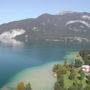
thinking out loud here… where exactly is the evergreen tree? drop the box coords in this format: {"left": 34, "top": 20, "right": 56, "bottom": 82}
{"left": 57, "top": 72, "right": 63, "bottom": 80}
{"left": 79, "top": 70, "right": 85, "bottom": 80}
{"left": 53, "top": 64, "right": 62, "bottom": 73}
{"left": 69, "top": 71, "right": 75, "bottom": 80}
{"left": 75, "top": 59, "right": 82, "bottom": 68}
{"left": 25, "top": 83, "right": 32, "bottom": 90}
{"left": 87, "top": 75, "right": 90, "bottom": 84}
{"left": 54, "top": 82, "right": 63, "bottom": 90}
{"left": 54, "top": 74, "right": 65, "bottom": 90}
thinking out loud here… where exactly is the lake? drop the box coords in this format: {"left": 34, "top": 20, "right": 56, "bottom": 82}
{"left": 0, "top": 41, "right": 90, "bottom": 89}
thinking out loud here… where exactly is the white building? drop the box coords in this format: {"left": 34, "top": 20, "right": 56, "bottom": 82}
{"left": 82, "top": 65, "right": 90, "bottom": 72}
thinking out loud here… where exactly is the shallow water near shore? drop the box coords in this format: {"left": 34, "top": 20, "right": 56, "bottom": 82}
{"left": 2, "top": 62, "right": 57, "bottom": 90}
{"left": 0, "top": 41, "right": 90, "bottom": 89}
{"left": 2, "top": 51, "right": 79, "bottom": 90}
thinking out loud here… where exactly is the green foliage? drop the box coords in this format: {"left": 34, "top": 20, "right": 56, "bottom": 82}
{"left": 87, "top": 75, "right": 90, "bottom": 84}
{"left": 79, "top": 70, "right": 85, "bottom": 80}
{"left": 25, "top": 83, "right": 32, "bottom": 90}
{"left": 53, "top": 63, "right": 68, "bottom": 75}
{"left": 62, "top": 68, "right": 67, "bottom": 74}
{"left": 54, "top": 82, "right": 61, "bottom": 90}
{"left": 69, "top": 72, "right": 75, "bottom": 80}
{"left": 69, "top": 69, "right": 76, "bottom": 80}
{"left": 69, "top": 64, "right": 74, "bottom": 69}
{"left": 54, "top": 82, "right": 64, "bottom": 90}
{"left": 57, "top": 77, "right": 64, "bottom": 88}
{"left": 57, "top": 72, "right": 63, "bottom": 80}
{"left": 84, "top": 58, "right": 90, "bottom": 65}
{"left": 77, "top": 83, "right": 83, "bottom": 90}
{"left": 75, "top": 59, "right": 82, "bottom": 68}
{"left": 54, "top": 72, "right": 66, "bottom": 90}
{"left": 17, "top": 82, "right": 32, "bottom": 90}
{"left": 69, "top": 80, "right": 83, "bottom": 90}
{"left": 79, "top": 50, "right": 90, "bottom": 65}
{"left": 79, "top": 50, "right": 89, "bottom": 58}
{"left": 54, "top": 77, "right": 66, "bottom": 90}
{"left": 84, "top": 85, "right": 90, "bottom": 90}
{"left": 68, "top": 85, "right": 77, "bottom": 90}
{"left": 53, "top": 64, "right": 62, "bottom": 73}
{"left": 53, "top": 52, "right": 90, "bottom": 90}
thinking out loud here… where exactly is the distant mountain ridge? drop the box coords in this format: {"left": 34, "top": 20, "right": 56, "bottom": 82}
{"left": 0, "top": 11, "right": 90, "bottom": 44}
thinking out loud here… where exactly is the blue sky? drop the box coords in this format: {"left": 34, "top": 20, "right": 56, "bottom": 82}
{"left": 0, "top": 0, "right": 90, "bottom": 24}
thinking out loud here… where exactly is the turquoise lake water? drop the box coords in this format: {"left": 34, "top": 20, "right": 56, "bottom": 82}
{"left": 0, "top": 41, "right": 90, "bottom": 89}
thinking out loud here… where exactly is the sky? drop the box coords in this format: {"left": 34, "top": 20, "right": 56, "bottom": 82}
{"left": 0, "top": 0, "right": 90, "bottom": 24}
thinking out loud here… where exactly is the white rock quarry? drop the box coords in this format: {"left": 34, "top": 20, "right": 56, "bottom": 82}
{"left": 65, "top": 20, "right": 90, "bottom": 27}
{"left": 82, "top": 15, "right": 90, "bottom": 20}
{"left": 0, "top": 29, "right": 26, "bottom": 47}
{"left": 0, "top": 29, "right": 25, "bottom": 39}
{"left": 32, "top": 27, "right": 39, "bottom": 31}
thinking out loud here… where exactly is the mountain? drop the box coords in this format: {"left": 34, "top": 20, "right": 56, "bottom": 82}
{"left": 0, "top": 11, "right": 90, "bottom": 45}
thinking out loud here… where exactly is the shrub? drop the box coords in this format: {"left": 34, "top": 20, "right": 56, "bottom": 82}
{"left": 75, "top": 59, "right": 82, "bottom": 68}
{"left": 25, "top": 83, "right": 32, "bottom": 90}
{"left": 69, "top": 72, "right": 75, "bottom": 80}
{"left": 86, "top": 75, "right": 90, "bottom": 84}
{"left": 16, "top": 82, "right": 25, "bottom": 90}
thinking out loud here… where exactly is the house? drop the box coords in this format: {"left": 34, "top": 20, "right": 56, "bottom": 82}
{"left": 88, "top": 54, "right": 90, "bottom": 57}
{"left": 82, "top": 65, "right": 90, "bottom": 72}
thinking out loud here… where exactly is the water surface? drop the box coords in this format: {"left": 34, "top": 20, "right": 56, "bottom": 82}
{"left": 0, "top": 41, "right": 90, "bottom": 89}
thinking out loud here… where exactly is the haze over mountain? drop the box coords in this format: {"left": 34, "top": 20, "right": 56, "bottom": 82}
{"left": 0, "top": 11, "right": 90, "bottom": 44}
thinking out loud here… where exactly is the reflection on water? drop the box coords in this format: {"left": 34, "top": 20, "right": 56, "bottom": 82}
{"left": 0, "top": 41, "right": 90, "bottom": 89}
{"left": 0, "top": 29, "right": 26, "bottom": 48}
{"left": 0, "top": 39, "right": 24, "bottom": 48}
{"left": 1, "top": 51, "right": 80, "bottom": 90}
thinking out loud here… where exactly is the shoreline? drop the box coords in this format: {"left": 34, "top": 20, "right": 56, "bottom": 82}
{"left": 1, "top": 62, "right": 59, "bottom": 90}
{"left": 1, "top": 51, "right": 79, "bottom": 90}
